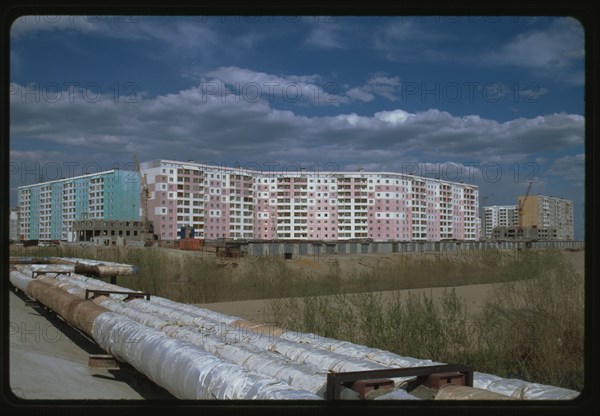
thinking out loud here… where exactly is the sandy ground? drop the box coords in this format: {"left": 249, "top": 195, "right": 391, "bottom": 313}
{"left": 196, "top": 282, "right": 499, "bottom": 324}
{"left": 198, "top": 248, "right": 585, "bottom": 324}
{"left": 8, "top": 289, "right": 174, "bottom": 400}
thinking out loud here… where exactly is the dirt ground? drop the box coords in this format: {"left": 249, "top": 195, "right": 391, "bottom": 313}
{"left": 197, "top": 248, "right": 585, "bottom": 324}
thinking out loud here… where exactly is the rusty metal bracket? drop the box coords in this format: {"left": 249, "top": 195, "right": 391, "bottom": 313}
{"left": 325, "top": 364, "right": 473, "bottom": 400}
{"left": 24, "top": 298, "right": 40, "bottom": 307}
{"left": 85, "top": 289, "right": 151, "bottom": 302}
{"left": 89, "top": 354, "right": 120, "bottom": 370}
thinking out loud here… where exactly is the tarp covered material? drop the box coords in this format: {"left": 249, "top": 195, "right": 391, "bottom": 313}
{"left": 91, "top": 312, "right": 320, "bottom": 400}
{"left": 48, "top": 257, "right": 140, "bottom": 276}
{"left": 434, "top": 385, "right": 518, "bottom": 400}
{"left": 472, "top": 372, "right": 579, "bottom": 400}
{"left": 31, "top": 264, "right": 76, "bottom": 273}
{"left": 374, "top": 389, "right": 421, "bottom": 400}
{"left": 10, "top": 256, "right": 52, "bottom": 264}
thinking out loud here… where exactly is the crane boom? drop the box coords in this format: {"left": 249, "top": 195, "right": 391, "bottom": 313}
{"left": 517, "top": 181, "right": 533, "bottom": 236}
{"left": 133, "top": 154, "right": 149, "bottom": 223}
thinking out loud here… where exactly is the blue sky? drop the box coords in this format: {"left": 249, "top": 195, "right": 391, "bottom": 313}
{"left": 9, "top": 15, "right": 585, "bottom": 238}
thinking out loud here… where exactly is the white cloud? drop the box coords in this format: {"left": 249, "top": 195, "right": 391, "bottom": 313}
{"left": 9, "top": 81, "right": 584, "bottom": 171}
{"left": 305, "top": 25, "right": 343, "bottom": 49}
{"left": 480, "top": 17, "right": 584, "bottom": 84}
{"left": 345, "top": 74, "right": 401, "bottom": 102}
{"left": 346, "top": 88, "right": 375, "bottom": 102}
{"left": 374, "top": 109, "right": 410, "bottom": 124}
{"left": 11, "top": 15, "right": 103, "bottom": 38}
{"left": 203, "top": 66, "right": 349, "bottom": 106}
{"left": 304, "top": 18, "right": 346, "bottom": 49}
{"left": 11, "top": 16, "right": 244, "bottom": 63}
{"left": 546, "top": 153, "right": 584, "bottom": 185}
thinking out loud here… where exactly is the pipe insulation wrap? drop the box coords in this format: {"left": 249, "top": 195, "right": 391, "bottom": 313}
{"left": 48, "top": 269, "right": 581, "bottom": 399}
{"left": 9, "top": 270, "right": 31, "bottom": 292}
{"left": 93, "top": 297, "right": 332, "bottom": 396}
{"left": 91, "top": 312, "right": 320, "bottom": 400}
{"left": 11, "top": 263, "right": 580, "bottom": 400}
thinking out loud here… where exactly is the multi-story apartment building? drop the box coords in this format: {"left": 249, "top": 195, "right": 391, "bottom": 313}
{"left": 518, "top": 195, "right": 574, "bottom": 240}
{"left": 18, "top": 170, "right": 140, "bottom": 242}
{"left": 482, "top": 205, "right": 519, "bottom": 240}
{"left": 9, "top": 208, "right": 19, "bottom": 242}
{"left": 141, "top": 159, "right": 480, "bottom": 242}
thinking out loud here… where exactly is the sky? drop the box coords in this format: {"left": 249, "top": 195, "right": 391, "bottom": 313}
{"left": 9, "top": 15, "right": 585, "bottom": 239}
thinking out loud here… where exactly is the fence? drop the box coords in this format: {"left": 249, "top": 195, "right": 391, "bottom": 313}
{"left": 243, "top": 240, "right": 584, "bottom": 259}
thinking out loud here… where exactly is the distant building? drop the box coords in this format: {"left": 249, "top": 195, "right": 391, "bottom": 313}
{"left": 492, "top": 226, "right": 559, "bottom": 241}
{"left": 9, "top": 208, "right": 19, "bottom": 242}
{"left": 73, "top": 219, "right": 155, "bottom": 246}
{"left": 482, "top": 205, "right": 518, "bottom": 240}
{"left": 18, "top": 170, "right": 140, "bottom": 242}
{"left": 140, "top": 159, "right": 480, "bottom": 242}
{"left": 518, "top": 195, "right": 574, "bottom": 240}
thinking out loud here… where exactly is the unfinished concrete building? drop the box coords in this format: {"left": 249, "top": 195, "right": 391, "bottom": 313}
{"left": 73, "top": 219, "right": 155, "bottom": 246}
{"left": 518, "top": 195, "right": 574, "bottom": 240}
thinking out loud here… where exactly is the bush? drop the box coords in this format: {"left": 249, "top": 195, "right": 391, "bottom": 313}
{"left": 267, "top": 249, "right": 584, "bottom": 391}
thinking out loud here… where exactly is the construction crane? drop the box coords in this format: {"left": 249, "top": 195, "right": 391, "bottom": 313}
{"left": 479, "top": 193, "right": 494, "bottom": 239}
{"left": 133, "top": 154, "right": 149, "bottom": 224}
{"left": 480, "top": 192, "right": 494, "bottom": 216}
{"left": 517, "top": 181, "right": 533, "bottom": 238}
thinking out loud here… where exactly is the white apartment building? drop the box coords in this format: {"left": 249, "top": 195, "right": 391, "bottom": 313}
{"left": 482, "top": 205, "right": 519, "bottom": 239}
{"left": 141, "top": 159, "right": 480, "bottom": 242}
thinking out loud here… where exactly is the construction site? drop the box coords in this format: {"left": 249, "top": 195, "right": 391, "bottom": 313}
{"left": 8, "top": 254, "right": 582, "bottom": 401}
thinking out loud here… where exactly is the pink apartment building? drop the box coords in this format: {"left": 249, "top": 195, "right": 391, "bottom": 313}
{"left": 140, "top": 160, "right": 479, "bottom": 241}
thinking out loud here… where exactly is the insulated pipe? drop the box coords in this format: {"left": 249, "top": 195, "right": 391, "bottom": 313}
{"left": 10, "top": 271, "right": 108, "bottom": 337}
{"left": 248, "top": 321, "right": 581, "bottom": 400}
{"left": 9, "top": 270, "right": 320, "bottom": 400}
{"left": 92, "top": 312, "right": 320, "bottom": 400}
{"left": 94, "top": 296, "right": 330, "bottom": 396}
{"left": 20, "top": 267, "right": 580, "bottom": 400}
{"left": 33, "top": 273, "right": 415, "bottom": 395}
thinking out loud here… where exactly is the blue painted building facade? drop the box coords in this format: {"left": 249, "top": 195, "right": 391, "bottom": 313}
{"left": 18, "top": 170, "right": 140, "bottom": 241}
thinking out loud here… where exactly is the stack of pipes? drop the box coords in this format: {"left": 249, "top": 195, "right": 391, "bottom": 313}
{"left": 10, "top": 261, "right": 579, "bottom": 401}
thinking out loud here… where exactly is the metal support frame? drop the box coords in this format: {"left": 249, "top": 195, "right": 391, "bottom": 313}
{"left": 32, "top": 270, "right": 72, "bottom": 279}
{"left": 85, "top": 289, "right": 151, "bottom": 302}
{"left": 325, "top": 364, "right": 473, "bottom": 400}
